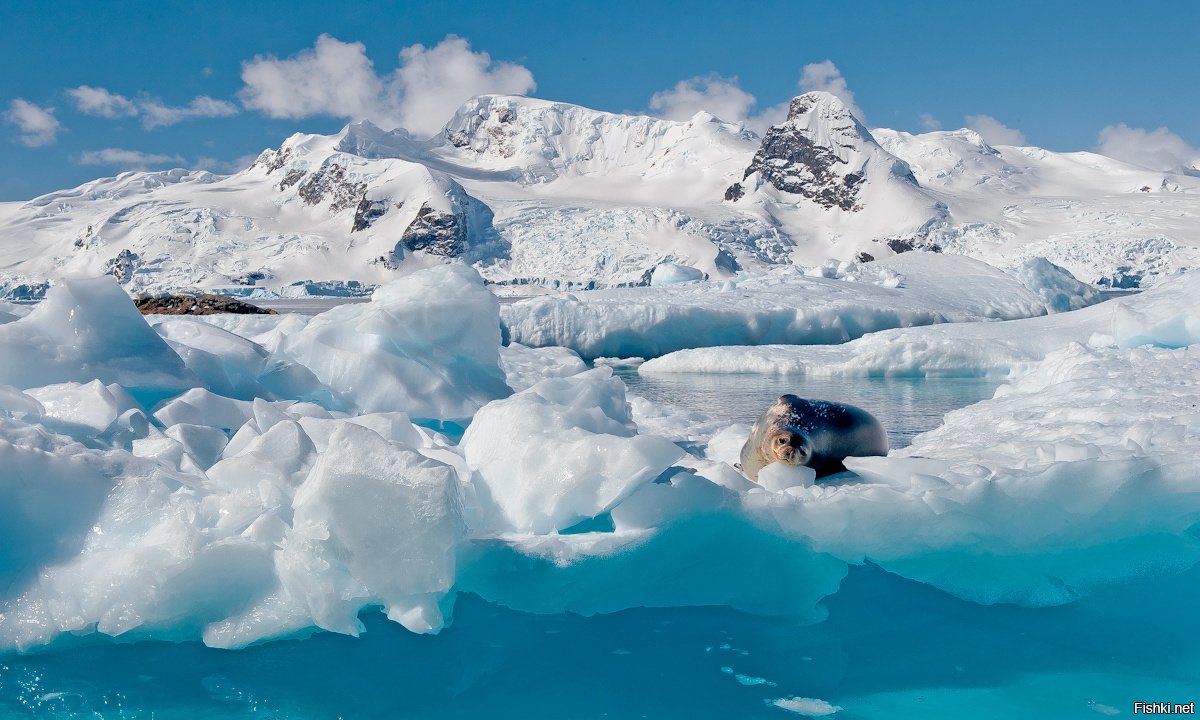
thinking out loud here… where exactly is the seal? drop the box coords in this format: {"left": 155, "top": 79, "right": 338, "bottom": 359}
{"left": 738, "top": 394, "right": 888, "bottom": 481}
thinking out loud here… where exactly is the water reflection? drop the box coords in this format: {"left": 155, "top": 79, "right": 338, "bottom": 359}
{"left": 613, "top": 367, "right": 1002, "bottom": 448}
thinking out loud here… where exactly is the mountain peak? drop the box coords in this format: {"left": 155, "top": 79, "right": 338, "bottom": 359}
{"left": 728, "top": 92, "right": 916, "bottom": 212}
{"left": 786, "top": 91, "right": 853, "bottom": 122}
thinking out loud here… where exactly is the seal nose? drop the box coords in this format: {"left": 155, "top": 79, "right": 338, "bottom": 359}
{"left": 774, "top": 433, "right": 805, "bottom": 464}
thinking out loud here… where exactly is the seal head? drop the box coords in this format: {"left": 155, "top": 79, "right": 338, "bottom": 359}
{"left": 766, "top": 426, "right": 812, "bottom": 466}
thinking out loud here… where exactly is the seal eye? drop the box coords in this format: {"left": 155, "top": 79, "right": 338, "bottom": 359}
{"left": 776, "top": 436, "right": 787, "bottom": 445}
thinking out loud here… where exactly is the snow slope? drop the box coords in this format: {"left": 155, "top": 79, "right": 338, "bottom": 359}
{"left": 1, "top": 92, "right": 1198, "bottom": 298}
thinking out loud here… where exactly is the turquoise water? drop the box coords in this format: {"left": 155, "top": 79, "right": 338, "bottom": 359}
{"left": 3, "top": 374, "right": 1194, "bottom": 719}
{"left": 3, "top": 565, "right": 1196, "bottom": 718}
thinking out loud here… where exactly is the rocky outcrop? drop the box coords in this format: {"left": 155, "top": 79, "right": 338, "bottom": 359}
{"left": 135, "top": 293, "right": 278, "bottom": 315}
{"left": 297, "top": 162, "right": 366, "bottom": 213}
{"left": 401, "top": 203, "right": 467, "bottom": 257}
{"left": 105, "top": 249, "right": 140, "bottom": 284}
{"left": 352, "top": 196, "right": 390, "bottom": 232}
{"left": 736, "top": 94, "right": 873, "bottom": 211}
{"left": 254, "top": 147, "right": 292, "bottom": 173}
{"left": 278, "top": 169, "right": 305, "bottom": 191}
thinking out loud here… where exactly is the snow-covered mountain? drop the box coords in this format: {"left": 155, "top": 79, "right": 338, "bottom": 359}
{"left": 1, "top": 91, "right": 1197, "bottom": 298}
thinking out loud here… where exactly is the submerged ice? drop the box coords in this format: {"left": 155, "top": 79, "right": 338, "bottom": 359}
{"left": 0, "top": 259, "right": 1198, "bottom": 661}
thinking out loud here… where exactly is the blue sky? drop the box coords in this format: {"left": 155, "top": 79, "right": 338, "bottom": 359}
{"left": 2, "top": 0, "right": 1198, "bottom": 199}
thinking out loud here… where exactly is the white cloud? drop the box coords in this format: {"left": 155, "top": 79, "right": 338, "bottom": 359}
{"left": 78, "top": 148, "right": 184, "bottom": 168}
{"left": 68, "top": 86, "right": 138, "bottom": 118}
{"left": 5, "top": 99, "right": 61, "bottom": 147}
{"left": 647, "top": 62, "right": 866, "bottom": 136}
{"left": 965, "top": 114, "right": 1026, "bottom": 146}
{"left": 238, "top": 34, "right": 536, "bottom": 136}
{"left": 391, "top": 36, "right": 536, "bottom": 136}
{"left": 68, "top": 85, "right": 237, "bottom": 128}
{"left": 193, "top": 153, "right": 259, "bottom": 174}
{"left": 1095, "top": 123, "right": 1199, "bottom": 172}
{"left": 798, "top": 60, "right": 864, "bottom": 121}
{"left": 918, "top": 113, "right": 942, "bottom": 132}
{"left": 139, "top": 96, "right": 238, "bottom": 129}
{"left": 648, "top": 74, "right": 757, "bottom": 123}
{"left": 239, "top": 35, "right": 385, "bottom": 123}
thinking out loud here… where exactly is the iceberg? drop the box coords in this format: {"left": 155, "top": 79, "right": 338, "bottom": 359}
{"left": 501, "top": 253, "right": 1052, "bottom": 360}
{"left": 0, "top": 278, "right": 194, "bottom": 399}
{"left": 1, "top": 259, "right": 1199, "bottom": 674}
{"left": 276, "top": 264, "right": 511, "bottom": 421}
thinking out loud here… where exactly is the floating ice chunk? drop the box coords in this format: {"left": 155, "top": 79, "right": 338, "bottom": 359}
{"left": 1006, "top": 257, "right": 1101, "bottom": 313}
{"left": 770, "top": 696, "right": 841, "bottom": 716}
{"left": 0, "top": 277, "right": 193, "bottom": 395}
{"left": 279, "top": 423, "right": 464, "bottom": 635}
{"left": 642, "top": 271, "right": 1200, "bottom": 378}
{"left": 0, "top": 434, "right": 275, "bottom": 651}
{"left": 705, "top": 424, "right": 752, "bottom": 467}
{"left": 503, "top": 253, "right": 1048, "bottom": 360}
{"left": 0, "top": 384, "right": 43, "bottom": 419}
{"left": 277, "top": 264, "right": 510, "bottom": 420}
{"left": 27, "top": 380, "right": 141, "bottom": 436}
{"left": 461, "top": 368, "right": 683, "bottom": 533}
{"left": 297, "top": 413, "right": 425, "bottom": 453}
{"left": 206, "top": 420, "right": 316, "bottom": 513}
{"left": 744, "top": 342, "right": 1200, "bottom": 607}
{"left": 757, "top": 463, "right": 816, "bottom": 492}
{"left": 459, "top": 469, "right": 846, "bottom": 620}
{"left": 649, "top": 262, "right": 705, "bottom": 286}
{"left": 0, "top": 427, "right": 116, "bottom": 609}
{"left": 499, "top": 342, "right": 587, "bottom": 392}
{"left": 1110, "top": 272, "right": 1200, "bottom": 348}
{"left": 182, "top": 312, "right": 310, "bottom": 354}
{"left": 153, "top": 318, "right": 271, "bottom": 399}
{"left": 153, "top": 388, "right": 254, "bottom": 432}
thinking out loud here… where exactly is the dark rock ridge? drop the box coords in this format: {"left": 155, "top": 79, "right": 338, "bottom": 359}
{"left": 732, "top": 95, "right": 871, "bottom": 211}
{"left": 254, "top": 147, "right": 292, "bottom": 173}
{"left": 886, "top": 237, "right": 942, "bottom": 254}
{"left": 262, "top": 152, "right": 397, "bottom": 234}
{"left": 297, "top": 162, "right": 366, "bottom": 213}
{"left": 105, "top": 249, "right": 140, "bottom": 284}
{"left": 401, "top": 203, "right": 467, "bottom": 257}
{"left": 352, "top": 196, "right": 390, "bottom": 232}
{"left": 135, "top": 293, "right": 277, "bottom": 316}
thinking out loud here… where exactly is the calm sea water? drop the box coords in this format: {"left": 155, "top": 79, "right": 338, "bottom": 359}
{"left": 613, "top": 368, "right": 1000, "bottom": 449}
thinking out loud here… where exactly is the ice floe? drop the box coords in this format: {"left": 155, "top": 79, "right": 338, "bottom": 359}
{"left": 0, "top": 260, "right": 1198, "bottom": 657}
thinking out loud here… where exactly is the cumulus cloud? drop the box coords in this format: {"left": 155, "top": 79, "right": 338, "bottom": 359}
{"left": 194, "top": 153, "right": 260, "bottom": 174}
{"left": 648, "top": 74, "right": 757, "bottom": 123}
{"left": 918, "top": 113, "right": 942, "bottom": 132}
{"left": 238, "top": 34, "right": 536, "bottom": 136}
{"left": 390, "top": 36, "right": 536, "bottom": 136}
{"left": 1095, "top": 123, "right": 1199, "bottom": 172}
{"left": 67, "top": 86, "right": 138, "bottom": 118}
{"left": 647, "top": 60, "right": 866, "bottom": 136}
{"left": 78, "top": 148, "right": 184, "bottom": 168}
{"left": 4, "top": 99, "right": 61, "bottom": 147}
{"left": 239, "top": 35, "right": 385, "bottom": 123}
{"left": 68, "top": 85, "right": 237, "bottom": 128}
{"left": 798, "top": 60, "right": 864, "bottom": 121}
{"left": 139, "top": 96, "right": 239, "bottom": 129}
{"left": 965, "top": 114, "right": 1026, "bottom": 146}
